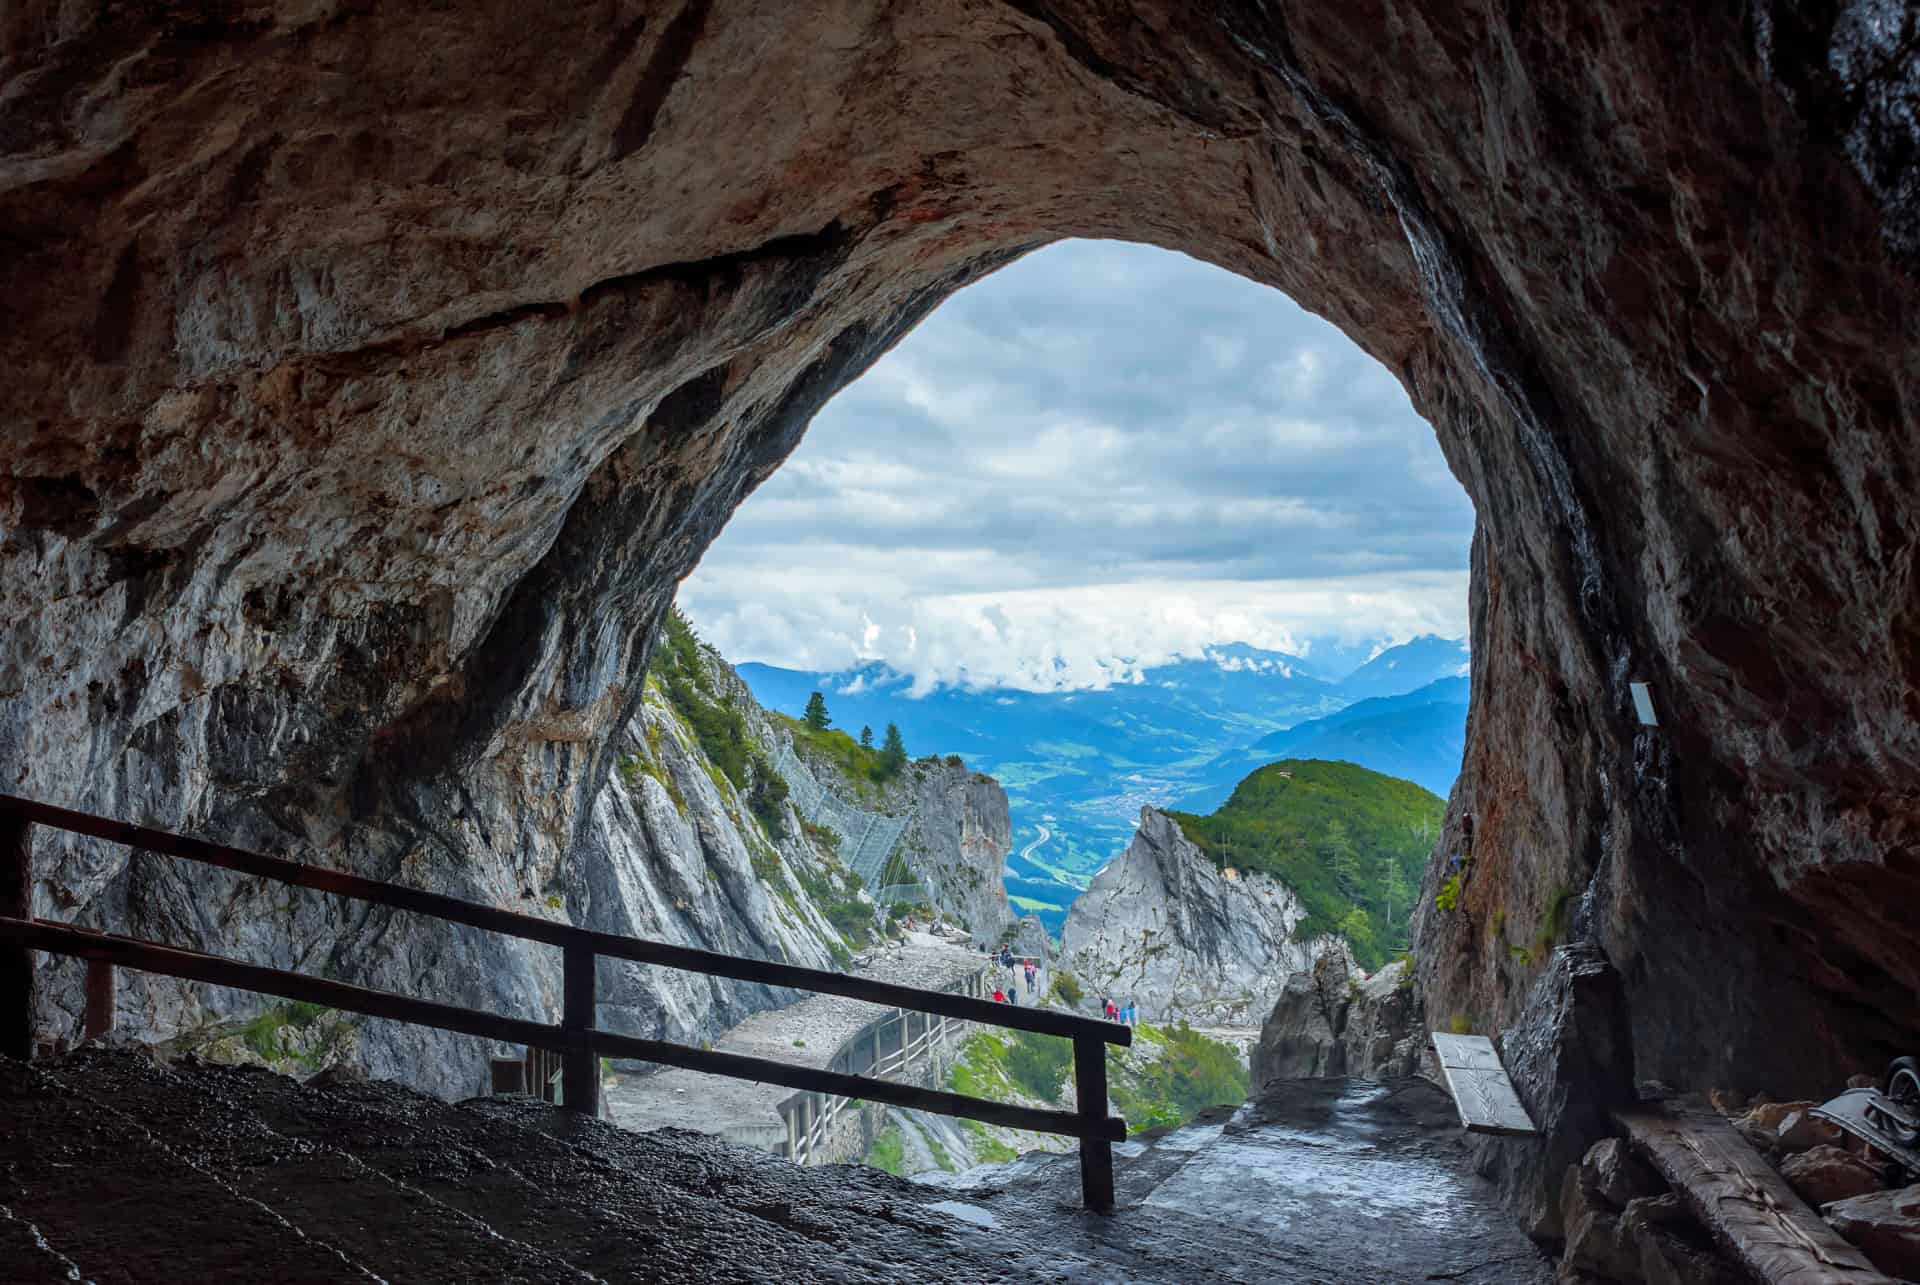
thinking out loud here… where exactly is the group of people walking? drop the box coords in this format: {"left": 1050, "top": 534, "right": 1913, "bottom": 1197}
{"left": 980, "top": 943, "right": 1141, "bottom": 1025}
{"left": 987, "top": 942, "right": 1041, "bottom": 1005}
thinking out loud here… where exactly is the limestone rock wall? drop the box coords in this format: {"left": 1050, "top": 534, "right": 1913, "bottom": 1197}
{"left": 3, "top": 2, "right": 1917, "bottom": 1107}
{"left": 1058, "top": 807, "right": 1345, "bottom": 1025}
{"left": 790, "top": 744, "right": 1016, "bottom": 946}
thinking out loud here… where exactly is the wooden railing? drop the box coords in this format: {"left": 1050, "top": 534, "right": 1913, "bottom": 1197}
{"left": 0, "top": 794, "right": 1131, "bottom": 1208}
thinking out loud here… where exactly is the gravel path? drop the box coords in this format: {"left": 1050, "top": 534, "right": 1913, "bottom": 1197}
{"left": 607, "top": 929, "right": 989, "bottom": 1140}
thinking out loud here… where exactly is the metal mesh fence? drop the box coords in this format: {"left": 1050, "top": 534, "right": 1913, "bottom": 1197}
{"left": 771, "top": 743, "right": 914, "bottom": 887}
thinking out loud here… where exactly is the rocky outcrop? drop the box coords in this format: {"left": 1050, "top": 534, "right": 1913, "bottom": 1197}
{"left": 1252, "top": 953, "right": 1424, "bottom": 1088}
{"left": 1824, "top": 1187, "right": 1920, "bottom": 1281}
{"left": 1471, "top": 945, "right": 1639, "bottom": 1244}
{"left": 1559, "top": 1141, "right": 1743, "bottom": 1285}
{"left": 1058, "top": 807, "right": 1343, "bottom": 1025}
{"left": 891, "top": 764, "right": 1015, "bottom": 944}
{"left": 4, "top": 2, "right": 1917, "bottom": 1133}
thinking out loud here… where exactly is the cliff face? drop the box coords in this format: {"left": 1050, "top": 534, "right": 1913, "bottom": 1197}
{"left": 784, "top": 739, "right": 1015, "bottom": 945}
{"left": 892, "top": 766, "right": 1015, "bottom": 944}
{"left": 577, "top": 670, "right": 857, "bottom": 1049}
{"left": 3, "top": 3, "right": 1917, "bottom": 1117}
{"left": 42, "top": 629, "right": 874, "bottom": 1095}
{"left": 1058, "top": 808, "right": 1345, "bottom": 1025}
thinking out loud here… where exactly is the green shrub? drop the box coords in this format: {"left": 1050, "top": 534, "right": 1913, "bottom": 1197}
{"left": 1050, "top": 971, "right": 1084, "bottom": 1007}
{"left": 1004, "top": 1031, "right": 1073, "bottom": 1101}
{"left": 1435, "top": 871, "right": 1464, "bottom": 912}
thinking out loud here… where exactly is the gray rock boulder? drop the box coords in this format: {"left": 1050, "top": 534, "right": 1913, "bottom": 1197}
{"left": 1058, "top": 807, "right": 1345, "bottom": 1026}
{"left": 1825, "top": 1185, "right": 1920, "bottom": 1279}
{"left": 1470, "top": 943, "right": 1638, "bottom": 1246}
{"left": 1252, "top": 953, "right": 1425, "bottom": 1091}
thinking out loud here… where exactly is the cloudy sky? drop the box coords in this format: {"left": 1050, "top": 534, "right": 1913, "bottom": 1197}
{"left": 678, "top": 240, "right": 1475, "bottom": 691}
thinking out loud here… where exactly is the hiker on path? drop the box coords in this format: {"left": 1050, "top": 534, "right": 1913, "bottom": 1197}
{"left": 993, "top": 988, "right": 1007, "bottom": 1004}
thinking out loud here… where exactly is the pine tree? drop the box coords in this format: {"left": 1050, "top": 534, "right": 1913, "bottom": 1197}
{"left": 803, "top": 691, "right": 831, "bottom": 731}
{"left": 1321, "top": 818, "right": 1360, "bottom": 897}
{"left": 878, "top": 722, "right": 907, "bottom": 778}
{"left": 1383, "top": 852, "right": 1408, "bottom": 932}
{"left": 859, "top": 725, "right": 873, "bottom": 748}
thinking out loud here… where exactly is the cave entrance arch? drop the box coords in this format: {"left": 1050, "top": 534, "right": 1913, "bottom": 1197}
{"left": 682, "top": 236, "right": 1477, "bottom": 952}
{"left": 3, "top": 3, "right": 1915, "bottom": 1106}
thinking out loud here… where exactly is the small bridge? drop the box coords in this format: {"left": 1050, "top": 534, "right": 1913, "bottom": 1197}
{"left": 0, "top": 794, "right": 1131, "bottom": 1209}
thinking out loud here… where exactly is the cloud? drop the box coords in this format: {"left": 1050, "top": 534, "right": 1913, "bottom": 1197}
{"left": 681, "top": 240, "right": 1475, "bottom": 686}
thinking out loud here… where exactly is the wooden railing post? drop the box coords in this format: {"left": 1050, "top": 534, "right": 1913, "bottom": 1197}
{"left": 1074, "top": 1035, "right": 1115, "bottom": 1213}
{"left": 2, "top": 812, "right": 31, "bottom": 1061}
{"left": 83, "top": 958, "right": 115, "bottom": 1041}
{"left": 562, "top": 946, "right": 599, "bottom": 1117}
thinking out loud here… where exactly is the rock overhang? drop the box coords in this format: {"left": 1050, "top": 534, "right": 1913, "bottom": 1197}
{"left": 0, "top": 1, "right": 1915, "bottom": 1101}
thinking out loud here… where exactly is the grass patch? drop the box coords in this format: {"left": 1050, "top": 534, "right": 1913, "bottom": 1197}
{"left": 964, "top": 1120, "right": 1019, "bottom": 1164}
{"left": 239, "top": 1001, "right": 341, "bottom": 1071}
{"left": 1106, "top": 1021, "right": 1248, "bottom": 1135}
{"left": 771, "top": 713, "right": 911, "bottom": 796}
{"left": 868, "top": 1125, "right": 906, "bottom": 1176}
{"left": 948, "top": 1032, "right": 1012, "bottom": 1101}
{"left": 1005, "top": 1031, "right": 1073, "bottom": 1102}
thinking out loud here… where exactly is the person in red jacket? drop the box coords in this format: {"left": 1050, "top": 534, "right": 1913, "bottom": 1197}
{"left": 993, "top": 988, "right": 1007, "bottom": 1004}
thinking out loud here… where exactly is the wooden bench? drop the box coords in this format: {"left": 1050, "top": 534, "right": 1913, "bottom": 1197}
{"left": 1616, "top": 1100, "right": 1892, "bottom": 1284}
{"left": 1429, "top": 1031, "right": 1538, "bottom": 1136}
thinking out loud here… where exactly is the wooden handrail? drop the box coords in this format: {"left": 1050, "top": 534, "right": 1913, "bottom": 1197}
{"left": 0, "top": 918, "right": 1123, "bottom": 1142}
{"left": 0, "top": 794, "right": 1127, "bottom": 1048}
{"left": 0, "top": 794, "right": 1124, "bottom": 1209}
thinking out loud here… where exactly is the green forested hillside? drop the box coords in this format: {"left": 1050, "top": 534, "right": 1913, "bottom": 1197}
{"left": 1165, "top": 759, "right": 1442, "bottom": 969}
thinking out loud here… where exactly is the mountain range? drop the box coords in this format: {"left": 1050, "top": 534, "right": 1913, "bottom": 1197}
{"left": 737, "top": 635, "right": 1470, "bottom": 932}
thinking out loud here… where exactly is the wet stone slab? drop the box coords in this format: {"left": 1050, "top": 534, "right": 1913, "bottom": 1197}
{"left": 0, "top": 1050, "right": 1548, "bottom": 1283}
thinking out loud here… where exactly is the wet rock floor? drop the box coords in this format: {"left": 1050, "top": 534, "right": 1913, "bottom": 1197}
{"left": 0, "top": 1050, "right": 1549, "bottom": 1283}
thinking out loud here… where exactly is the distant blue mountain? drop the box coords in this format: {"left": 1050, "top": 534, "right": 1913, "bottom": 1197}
{"left": 1335, "top": 634, "right": 1471, "bottom": 701}
{"left": 1175, "top": 676, "right": 1470, "bottom": 811}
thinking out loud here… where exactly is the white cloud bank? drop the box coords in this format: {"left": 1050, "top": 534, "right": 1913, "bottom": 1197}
{"left": 680, "top": 239, "right": 1476, "bottom": 689}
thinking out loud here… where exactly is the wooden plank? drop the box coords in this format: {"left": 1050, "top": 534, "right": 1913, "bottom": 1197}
{"left": 1075, "top": 1034, "right": 1116, "bottom": 1212}
{"left": 1430, "top": 1032, "right": 1538, "bottom": 1136}
{"left": 0, "top": 916, "right": 1127, "bottom": 1144}
{"left": 0, "top": 816, "right": 30, "bottom": 1061}
{"left": 1617, "top": 1102, "right": 1892, "bottom": 1285}
{"left": 0, "top": 794, "right": 1129, "bottom": 1047}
